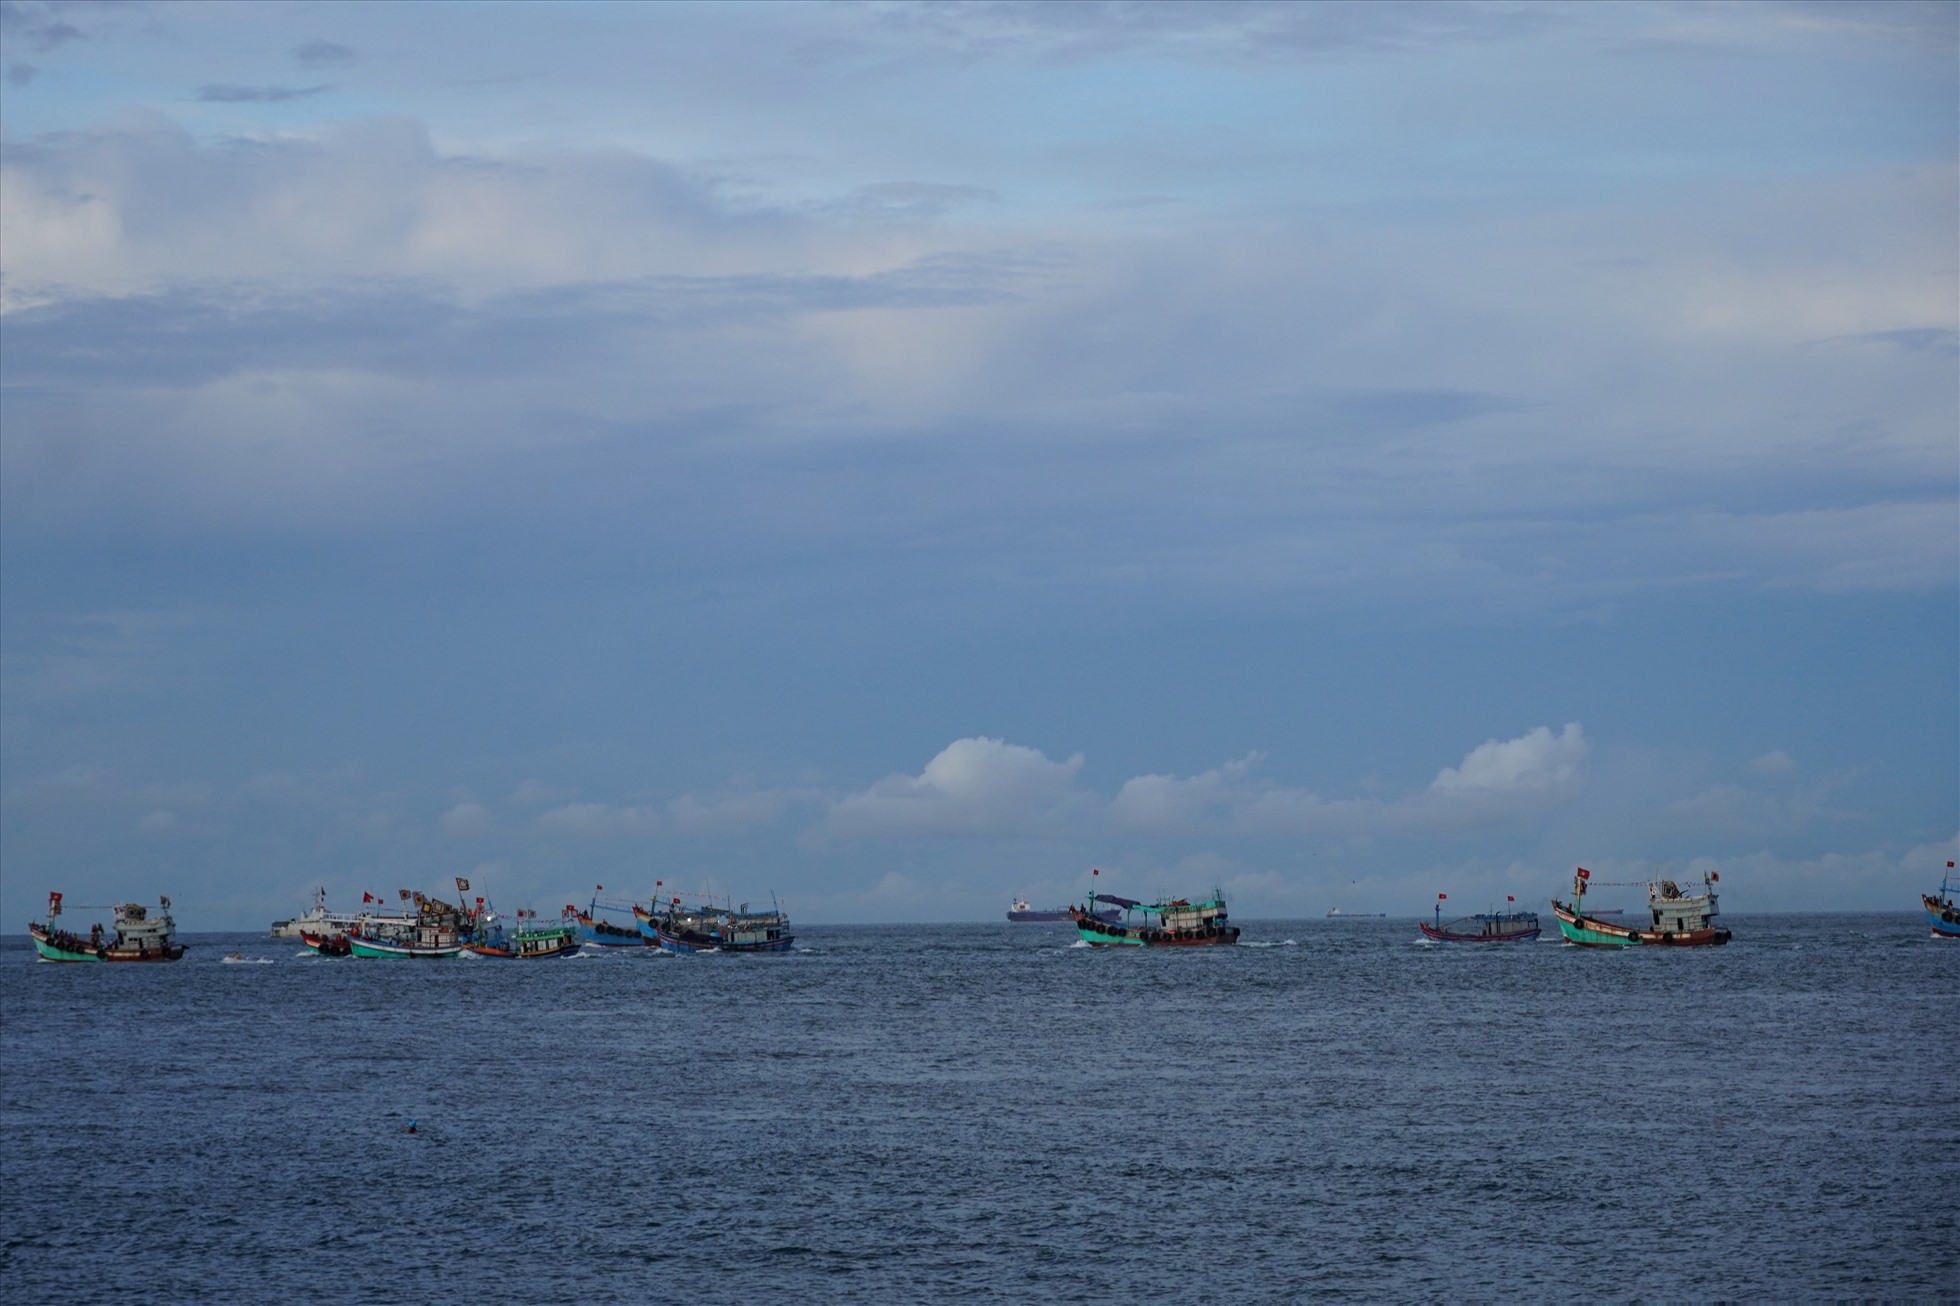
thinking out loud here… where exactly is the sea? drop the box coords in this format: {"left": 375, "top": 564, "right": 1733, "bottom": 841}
{"left": 2, "top": 915, "right": 1954, "bottom": 1303}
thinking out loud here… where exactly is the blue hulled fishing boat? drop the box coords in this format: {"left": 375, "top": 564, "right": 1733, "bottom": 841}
{"left": 638, "top": 893, "right": 794, "bottom": 953}
{"left": 572, "top": 889, "right": 650, "bottom": 947}
{"left": 1926, "top": 861, "right": 1959, "bottom": 939}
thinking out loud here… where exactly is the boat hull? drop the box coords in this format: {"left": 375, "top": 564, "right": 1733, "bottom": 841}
{"left": 1070, "top": 915, "right": 1239, "bottom": 947}
{"left": 346, "top": 933, "right": 465, "bottom": 960}
{"left": 467, "top": 940, "right": 578, "bottom": 959}
{"left": 1551, "top": 902, "right": 1729, "bottom": 948}
{"left": 576, "top": 918, "right": 648, "bottom": 947}
{"left": 1925, "top": 894, "right": 1960, "bottom": 938}
{"left": 299, "top": 930, "right": 351, "bottom": 957}
{"left": 654, "top": 925, "right": 795, "bottom": 954}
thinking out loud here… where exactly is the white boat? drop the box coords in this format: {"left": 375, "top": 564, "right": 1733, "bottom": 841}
{"left": 270, "top": 887, "right": 414, "bottom": 938}
{"left": 1325, "top": 908, "right": 1385, "bottom": 918}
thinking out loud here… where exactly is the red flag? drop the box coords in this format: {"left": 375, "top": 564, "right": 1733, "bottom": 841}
{"left": 363, "top": 892, "right": 374, "bottom": 903}
{"left": 1437, "top": 893, "right": 1447, "bottom": 900}
{"left": 564, "top": 904, "right": 577, "bottom": 914}
{"left": 1506, "top": 896, "right": 1515, "bottom": 902}
{"left": 1092, "top": 868, "right": 1100, "bottom": 876}
{"left": 1949, "top": 861, "right": 1956, "bottom": 868}
{"left": 672, "top": 897, "right": 680, "bottom": 905}
{"left": 399, "top": 889, "right": 411, "bottom": 900}
{"left": 1576, "top": 867, "right": 1591, "bottom": 880}
{"left": 656, "top": 881, "right": 663, "bottom": 887}
{"left": 596, "top": 884, "right": 604, "bottom": 892}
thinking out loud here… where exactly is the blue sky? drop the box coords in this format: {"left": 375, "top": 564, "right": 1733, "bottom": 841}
{"left": 2, "top": 0, "right": 1954, "bottom": 929}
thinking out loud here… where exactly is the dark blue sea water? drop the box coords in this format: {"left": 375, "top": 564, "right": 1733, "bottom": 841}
{"left": 3, "top": 916, "right": 1955, "bottom": 1302}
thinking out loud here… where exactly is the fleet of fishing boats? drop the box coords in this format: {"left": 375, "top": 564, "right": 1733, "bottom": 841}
{"left": 25, "top": 862, "right": 1960, "bottom": 962}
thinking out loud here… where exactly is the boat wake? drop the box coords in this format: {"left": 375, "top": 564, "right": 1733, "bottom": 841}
{"left": 221, "top": 956, "right": 273, "bottom": 965}
{"left": 1240, "top": 939, "right": 1297, "bottom": 949}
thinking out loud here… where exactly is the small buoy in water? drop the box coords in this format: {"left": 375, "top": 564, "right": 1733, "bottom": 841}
{"left": 405, "top": 1120, "right": 418, "bottom": 1134}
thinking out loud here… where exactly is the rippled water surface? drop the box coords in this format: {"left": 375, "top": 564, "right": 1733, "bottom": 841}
{"left": 3, "top": 916, "right": 1955, "bottom": 1302}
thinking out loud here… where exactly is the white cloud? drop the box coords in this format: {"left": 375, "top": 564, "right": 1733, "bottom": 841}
{"left": 441, "top": 802, "right": 492, "bottom": 836}
{"left": 667, "top": 789, "right": 795, "bottom": 836}
{"left": 1109, "top": 753, "right": 1262, "bottom": 834}
{"left": 508, "top": 778, "right": 577, "bottom": 806}
{"left": 1114, "top": 726, "right": 1591, "bottom": 838}
{"left": 1749, "top": 750, "right": 1798, "bottom": 776}
{"left": 536, "top": 801, "right": 660, "bottom": 835}
{"left": 827, "top": 737, "right": 1088, "bottom": 839}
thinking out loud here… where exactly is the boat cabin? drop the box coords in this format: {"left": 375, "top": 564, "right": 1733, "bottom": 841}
{"left": 1648, "top": 880, "right": 1718, "bottom": 936}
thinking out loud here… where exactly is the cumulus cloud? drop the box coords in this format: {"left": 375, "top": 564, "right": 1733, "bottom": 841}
{"left": 827, "top": 737, "right": 1089, "bottom": 839}
{"left": 668, "top": 789, "right": 795, "bottom": 836}
{"left": 1109, "top": 753, "right": 1263, "bottom": 834}
{"left": 441, "top": 801, "right": 492, "bottom": 836}
{"left": 508, "top": 779, "right": 577, "bottom": 806}
{"left": 1111, "top": 725, "right": 1591, "bottom": 839}
{"left": 1750, "top": 750, "right": 1798, "bottom": 775}
{"left": 537, "top": 801, "right": 660, "bottom": 835}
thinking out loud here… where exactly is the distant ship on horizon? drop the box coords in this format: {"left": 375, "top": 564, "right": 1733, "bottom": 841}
{"left": 1325, "top": 907, "right": 1386, "bottom": 918}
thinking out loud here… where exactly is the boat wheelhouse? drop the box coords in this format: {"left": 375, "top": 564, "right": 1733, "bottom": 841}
{"left": 1552, "top": 867, "right": 1731, "bottom": 948}
{"left": 29, "top": 893, "right": 187, "bottom": 963}
{"left": 1070, "top": 890, "right": 1239, "bottom": 947}
{"left": 1926, "top": 861, "right": 1959, "bottom": 939}
{"left": 1419, "top": 894, "right": 1540, "bottom": 943}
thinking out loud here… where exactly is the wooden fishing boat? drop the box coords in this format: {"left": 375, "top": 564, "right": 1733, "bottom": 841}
{"left": 1552, "top": 867, "right": 1731, "bottom": 947}
{"left": 1419, "top": 893, "right": 1540, "bottom": 943}
{"left": 639, "top": 894, "right": 794, "bottom": 953}
{"left": 29, "top": 893, "right": 187, "bottom": 962}
{"left": 1070, "top": 890, "right": 1239, "bottom": 947}
{"left": 299, "top": 929, "right": 352, "bottom": 957}
{"left": 346, "top": 893, "right": 469, "bottom": 959}
{"left": 1926, "top": 861, "right": 1959, "bottom": 939}
{"left": 467, "top": 909, "right": 578, "bottom": 959}
{"left": 572, "top": 890, "right": 649, "bottom": 947}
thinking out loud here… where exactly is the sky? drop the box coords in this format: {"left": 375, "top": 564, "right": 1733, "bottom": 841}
{"left": 1, "top": 0, "right": 1954, "bottom": 930}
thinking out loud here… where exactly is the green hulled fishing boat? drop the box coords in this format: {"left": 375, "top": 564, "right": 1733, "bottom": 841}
{"left": 29, "top": 892, "right": 187, "bottom": 962}
{"left": 1069, "top": 882, "right": 1238, "bottom": 947}
{"left": 1552, "top": 866, "right": 1730, "bottom": 948}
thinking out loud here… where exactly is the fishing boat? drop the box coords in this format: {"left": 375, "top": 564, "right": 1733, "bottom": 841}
{"left": 1926, "top": 861, "right": 1959, "bottom": 939}
{"left": 29, "top": 893, "right": 187, "bottom": 963}
{"left": 1009, "top": 897, "right": 1119, "bottom": 923}
{"left": 639, "top": 894, "right": 794, "bottom": 954}
{"left": 467, "top": 909, "right": 579, "bottom": 959}
{"left": 1070, "top": 890, "right": 1239, "bottom": 947}
{"left": 1419, "top": 894, "right": 1540, "bottom": 943}
{"left": 1552, "top": 867, "right": 1731, "bottom": 947}
{"left": 299, "top": 929, "right": 352, "bottom": 957}
{"left": 1325, "top": 908, "right": 1386, "bottom": 918}
{"left": 572, "top": 890, "right": 650, "bottom": 947}
{"left": 346, "top": 892, "right": 470, "bottom": 959}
